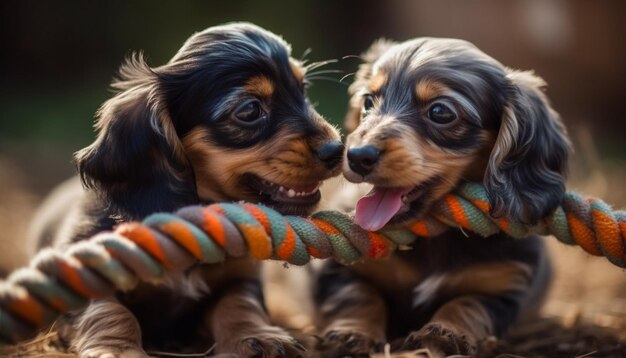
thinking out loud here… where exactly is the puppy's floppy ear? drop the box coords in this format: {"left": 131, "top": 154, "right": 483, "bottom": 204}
{"left": 345, "top": 39, "right": 396, "bottom": 132}
{"left": 74, "top": 53, "right": 192, "bottom": 217}
{"left": 485, "top": 70, "right": 571, "bottom": 224}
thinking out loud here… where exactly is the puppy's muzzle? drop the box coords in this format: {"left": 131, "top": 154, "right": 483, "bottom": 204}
{"left": 347, "top": 145, "right": 380, "bottom": 176}
{"left": 316, "top": 140, "right": 344, "bottom": 169}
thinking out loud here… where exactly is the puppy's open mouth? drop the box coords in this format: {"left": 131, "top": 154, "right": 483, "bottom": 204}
{"left": 355, "top": 178, "right": 439, "bottom": 231}
{"left": 244, "top": 174, "right": 322, "bottom": 215}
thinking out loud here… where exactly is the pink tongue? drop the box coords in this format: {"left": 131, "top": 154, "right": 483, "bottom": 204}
{"left": 355, "top": 187, "right": 412, "bottom": 231}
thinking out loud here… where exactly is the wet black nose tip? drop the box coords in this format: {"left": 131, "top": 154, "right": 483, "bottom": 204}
{"left": 347, "top": 145, "right": 380, "bottom": 176}
{"left": 316, "top": 140, "right": 344, "bottom": 169}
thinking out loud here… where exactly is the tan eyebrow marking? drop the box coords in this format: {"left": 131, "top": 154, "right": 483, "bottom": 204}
{"left": 416, "top": 80, "right": 481, "bottom": 119}
{"left": 245, "top": 76, "right": 275, "bottom": 98}
{"left": 415, "top": 79, "right": 447, "bottom": 101}
{"left": 368, "top": 72, "right": 387, "bottom": 93}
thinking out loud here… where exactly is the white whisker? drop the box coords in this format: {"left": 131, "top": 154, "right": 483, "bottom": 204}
{"left": 340, "top": 72, "right": 356, "bottom": 83}
{"left": 305, "top": 59, "right": 338, "bottom": 71}
{"left": 300, "top": 47, "right": 312, "bottom": 62}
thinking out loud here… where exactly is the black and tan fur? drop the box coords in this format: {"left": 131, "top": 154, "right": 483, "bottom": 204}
{"left": 314, "top": 38, "right": 570, "bottom": 357}
{"left": 29, "top": 23, "right": 343, "bottom": 358}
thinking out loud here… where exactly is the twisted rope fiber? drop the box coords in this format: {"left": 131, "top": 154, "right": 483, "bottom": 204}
{"left": 0, "top": 183, "right": 624, "bottom": 344}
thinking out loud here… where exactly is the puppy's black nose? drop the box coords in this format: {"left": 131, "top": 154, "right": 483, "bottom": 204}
{"left": 347, "top": 145, "right": 380, "bottom": 176}
{"left": 316, "top": 140, "right": 344, "bottom": 169}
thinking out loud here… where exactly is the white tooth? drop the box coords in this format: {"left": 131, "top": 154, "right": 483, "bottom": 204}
{"left": 279, "top": 186, "right": 285, "bottom": 192}
{"left": 287, "top": 189, "right": 296, "bottom": 198}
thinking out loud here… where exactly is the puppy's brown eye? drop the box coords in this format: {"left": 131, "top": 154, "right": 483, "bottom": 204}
{"left": 234, "top": 100, "right": 266, "bottom": 124}
{"left": 362, "top": 94, "right": 375, "bottom": 115}
{"left": 428, "top": 103, "right": 457, "bottom": 124}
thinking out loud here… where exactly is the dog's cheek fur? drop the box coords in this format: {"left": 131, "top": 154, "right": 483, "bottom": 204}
{"left": 485, "top": 70, "right": 571, "bottom": 224}
{"left": 345, "top": 119, "right": 483, "bottom": 197}
{"left": 182, "top": 126, "right": 334, "bottom": 203}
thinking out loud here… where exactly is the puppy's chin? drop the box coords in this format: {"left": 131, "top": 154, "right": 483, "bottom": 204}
{"left": 240, "top": 173, "right": 323, "bottom": 216}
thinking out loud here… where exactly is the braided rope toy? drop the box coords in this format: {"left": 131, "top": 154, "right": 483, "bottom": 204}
{"left": 0, "top": 182, "right": 624, "bottom": 344}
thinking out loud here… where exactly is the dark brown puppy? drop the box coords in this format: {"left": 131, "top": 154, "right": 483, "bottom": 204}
{"left": 30, "top": 23, "right": 342, "bottom": 358}
{"left": 314, "top": 38, "right": 570, "bottom": 357}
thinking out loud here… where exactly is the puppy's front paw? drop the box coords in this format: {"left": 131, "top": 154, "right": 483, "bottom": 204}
{"left": 401, "top": 322, "right": 476, "bottom": 357}
{"left": 220, "top": 327, "right": 306, "bottom": 358}
{"left": 315, "top": 329, "right": 383, "bottom": 358}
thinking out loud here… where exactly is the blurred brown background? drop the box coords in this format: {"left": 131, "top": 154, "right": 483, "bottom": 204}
{"left": 0, "top": 0, "right": 625, "bottom": 352}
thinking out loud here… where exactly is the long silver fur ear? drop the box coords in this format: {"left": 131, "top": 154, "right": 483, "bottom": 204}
{"left": 344, "top": 39, "right": 397, "bottom": 132}
{"left": 485, "top": 70, "right": 572, "bottom": 224}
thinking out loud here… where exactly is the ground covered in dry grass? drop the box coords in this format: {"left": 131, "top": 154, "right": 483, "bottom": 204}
{"left": 3, "top": 315, "right": 625, "bottom": 358}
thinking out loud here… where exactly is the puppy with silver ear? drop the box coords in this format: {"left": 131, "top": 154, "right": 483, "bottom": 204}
{"left": 314, "top": 38, "right": 570, "bottom": 357}
{"left": 29, "top": 23, "right": 343, "bottom": 358}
